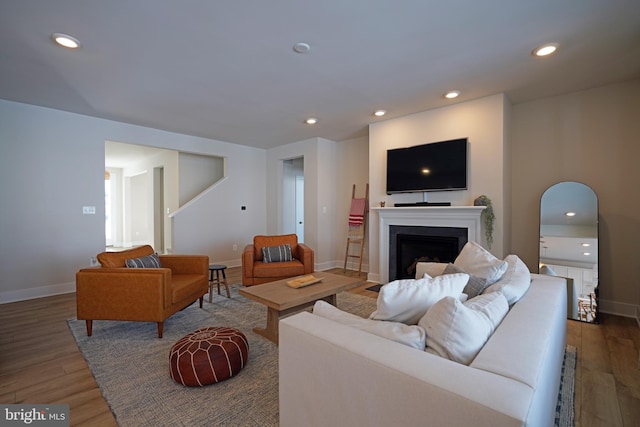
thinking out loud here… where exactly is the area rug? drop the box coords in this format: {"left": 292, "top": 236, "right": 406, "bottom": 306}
{"left": 68, "top": 287, "right": 575, "bottom": 426}
{"left": 556, "top": 345, "right": 577, "bottom": 427}
{"left": 67, "top": 285, "right": 376, "bottom": 427}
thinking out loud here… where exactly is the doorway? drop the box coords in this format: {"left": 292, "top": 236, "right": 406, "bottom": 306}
{"left": 153, "top": 167, "right": 165, "bottom": 252}
{"left": 282, "top": 157, "right": 304, "bottom": 242}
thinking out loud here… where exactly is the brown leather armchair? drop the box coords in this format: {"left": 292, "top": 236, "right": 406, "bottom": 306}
{"left": 242, "top": 234, "right": 314, "bottom": 286}
{"left": 76, "top": 245, "right": 209, "bottom": 338}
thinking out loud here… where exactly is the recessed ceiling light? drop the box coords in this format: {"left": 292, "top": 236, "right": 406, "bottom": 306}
{"left": 293, "top": 42, "right": 311, "bottom": 54}
{"left": 444, "top": 90, "right": 460, "bottom": 99}
{"left": 52, "top": 33, "right": 80, "bottom": 49}
{"left": 532, "top": 43, "right": 558, "bottom": 57}
{"left": 583, "top": 252, "right": 591, "bottom": 256}
{"left": 565, "top": 212, "right": 576, "bottom": 217}
{"left": 374, "top": 110, "right": 386, "bottom": 117}
{"left": 305, "top": 118, "right": 317, "bottom": 125}
{"left": 581, "top": 243, "right": 590, "bottom": 247}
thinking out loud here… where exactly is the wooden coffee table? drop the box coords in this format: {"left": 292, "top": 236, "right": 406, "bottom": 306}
{"left": 239, "top": 271, "right": 363, "bottom": 345}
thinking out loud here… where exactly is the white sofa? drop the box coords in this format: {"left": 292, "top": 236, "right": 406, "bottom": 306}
{"left": 279, "top": 274, "right": 567, "bottom": 427}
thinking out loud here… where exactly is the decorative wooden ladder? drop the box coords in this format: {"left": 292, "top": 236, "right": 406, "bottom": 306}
{"left": 343, "top": 184, "right": 368, "bottom": 274}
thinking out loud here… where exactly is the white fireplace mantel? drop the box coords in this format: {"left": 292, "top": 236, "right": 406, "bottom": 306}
{"left": 373, "top": 206, "right": 485, "bottom": 283}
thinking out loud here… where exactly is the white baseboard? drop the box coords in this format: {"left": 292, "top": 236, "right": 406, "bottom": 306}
{"left": 367, "top": 272, "right": 381, "bottom": 284}
{"left": 599, "top": 298, "right": 640, "bottom": 320}
{"left": 0, "top": 281, "right": 76, "bottom": 304}
{"left": 213, "top": 258, "right": 242, "bottom": 269}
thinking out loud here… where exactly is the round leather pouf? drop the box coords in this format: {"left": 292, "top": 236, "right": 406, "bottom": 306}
{"left": 169, "top": 327, "right": 249, "bottom": 387}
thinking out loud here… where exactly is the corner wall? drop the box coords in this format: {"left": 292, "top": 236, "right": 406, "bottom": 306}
{"left": 510, "top": 79, "right": 640, "bottom": 316}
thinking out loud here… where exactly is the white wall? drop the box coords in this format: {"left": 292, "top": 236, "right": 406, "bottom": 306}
{"left": 178, "top": 152, "right": 224, "bottom": 206}
{"left": 367, "top": 94, "right": 509, "bottom": 283}
{"left": 128, "top": 172, "right": 151, "bottom": 246}
{"left": 114, "top": 148, "right": 179, "bottom": 249}
{"left": 0, "top": 99, "right": 266, "bottom": 303}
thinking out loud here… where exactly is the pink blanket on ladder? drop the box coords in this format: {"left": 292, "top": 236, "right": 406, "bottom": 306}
{"left": 348, "top": 198, "right": 367, "bottom": 226}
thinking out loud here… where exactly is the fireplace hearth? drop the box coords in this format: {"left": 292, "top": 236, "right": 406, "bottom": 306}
{"left": 389, "top": 225, "right": 467, "bottom": 280}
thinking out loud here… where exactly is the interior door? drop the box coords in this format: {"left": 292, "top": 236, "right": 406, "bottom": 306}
{"left": 295, "top": 175, "right": 304, "bottom": 242}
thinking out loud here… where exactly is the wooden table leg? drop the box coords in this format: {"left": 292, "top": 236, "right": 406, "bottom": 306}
{"left": 322, "top": 294, "right": 337, "bottom": 306}
{"left": 253, "top": 307, "right": 281, "bottom": 345}
{"left": 251, "top": 294, "right": 338, "bottom": 345}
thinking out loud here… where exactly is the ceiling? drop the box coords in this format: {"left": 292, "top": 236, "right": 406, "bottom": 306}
{"left": 1, "top": 1, "right": 639, "bottom": 149}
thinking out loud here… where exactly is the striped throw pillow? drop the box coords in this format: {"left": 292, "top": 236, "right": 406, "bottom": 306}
{"left": 262, "top": 244, "right": 293, "bottom": 263}
{"left": 125, "top": 253, "right": 162, "bottom": 268}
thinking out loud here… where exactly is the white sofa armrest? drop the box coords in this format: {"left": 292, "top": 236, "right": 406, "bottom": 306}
{"left": 279, "top": 312, "right": 533, "bottom": 427}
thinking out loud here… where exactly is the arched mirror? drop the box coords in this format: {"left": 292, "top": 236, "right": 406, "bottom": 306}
{"left": 539, "top": 182, "right": 598, "bottom": 323}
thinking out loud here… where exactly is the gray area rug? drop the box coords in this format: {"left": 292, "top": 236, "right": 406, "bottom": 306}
{"left": 67, "top": 285, "right": 376, "bottom": 426}
{"left": 68, "top": 285, "right": 575, "bottom": 426}
{"left": 556, "top": 345, "right": 577, "bottom": 427}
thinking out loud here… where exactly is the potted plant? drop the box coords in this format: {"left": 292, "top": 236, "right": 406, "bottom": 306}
{"left": 474, "top": 195, "right": 494, "bottom": 249}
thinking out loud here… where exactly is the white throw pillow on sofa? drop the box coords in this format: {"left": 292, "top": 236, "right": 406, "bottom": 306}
{"left": 418, "top": 292, "right": 509, "bottom": 365}
{"left": 415, "top": 262, "right": 448, "bottom": 279}
{"left": 369, "top": 273, "right": 469, "bottom": 325}
{"left": 454, "top": 241, "right": 508, "bottom": 284}
{"left": 463, "top": 291, "right": 509, "bottom": 333}
{"left": 313, "top": 300, "right": 426, "bottom": 350}
{"left": 483, "top": 254, "right": 532, "bottom": 305}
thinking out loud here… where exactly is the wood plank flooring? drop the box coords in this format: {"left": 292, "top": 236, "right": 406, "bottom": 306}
{"left": 1, "top": 266, "right": 638, "bottom": 426}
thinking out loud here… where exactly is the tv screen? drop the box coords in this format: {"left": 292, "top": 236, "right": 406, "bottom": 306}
{"left": 386, "top": 138, "right": 468, "bottom": 194}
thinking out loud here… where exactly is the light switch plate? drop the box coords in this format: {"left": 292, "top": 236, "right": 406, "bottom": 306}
{"left": 82, "top": 206, "right": 96, "bottom": 215}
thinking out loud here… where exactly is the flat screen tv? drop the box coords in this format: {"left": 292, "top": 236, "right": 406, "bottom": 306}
{"left": 386, "top": 138, "right": 468, "bottom": 194}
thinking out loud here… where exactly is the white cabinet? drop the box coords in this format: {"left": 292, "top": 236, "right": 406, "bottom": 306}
{"left": 581, "top": 269, "right": 597, "bottom": 296}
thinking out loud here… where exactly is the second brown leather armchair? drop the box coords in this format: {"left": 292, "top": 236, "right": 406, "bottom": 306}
{"left": 242, "top": 234, "right": 314, "bottom": 286}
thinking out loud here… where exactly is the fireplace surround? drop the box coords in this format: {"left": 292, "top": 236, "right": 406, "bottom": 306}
{"left": 374, "top": 206, "right": 485, "bottom": 284}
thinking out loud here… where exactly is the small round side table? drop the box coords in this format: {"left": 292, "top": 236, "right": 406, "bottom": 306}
{"left": 209, "top": 264, "right": 230, "bottom": 302}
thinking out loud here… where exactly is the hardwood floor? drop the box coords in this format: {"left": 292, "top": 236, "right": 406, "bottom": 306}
{"left": 1, "top": 266, "right": 638, "bottom": 426}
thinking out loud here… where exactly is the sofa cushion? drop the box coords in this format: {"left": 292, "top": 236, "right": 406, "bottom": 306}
{"left": 483, "top": 255, "right": 532, "bottom": 305}
{"left": 125, "top": 253, "right": 162, "bottom": 268}
{"left": 262, "top": 244, "right": 293, "bottom": 263}
{"left": 369, "top": 273, "right": 468, "bottom": 325}
{"left": 471, "top": 274, "right": 567, "bottom": 392}
{"left": 454, "top": 241, "right": 508, "bottom": 285}
{"left": 418, "top": 292, "right": 509, "bottom": 365}
{"left": 443, "top": 263, "right": 489, "bottom": 299}
{"left": 414, "top": 262, "right": 448, "bottom": 279}
{"left": 253, "top": 260, "right": 305, "bottom": 278}
{"left": 97, "top": 245, "right": 155, "bottom": 268}
{"left": 171, "top": 274, "right": 207, "bottom": 304}
{"left": 313, "top": 300, "right": 426, "bottom": 350}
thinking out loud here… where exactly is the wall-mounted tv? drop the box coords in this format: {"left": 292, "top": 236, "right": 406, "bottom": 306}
{"left": 386, "top": 138, "right": 468, "bottom": 194}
